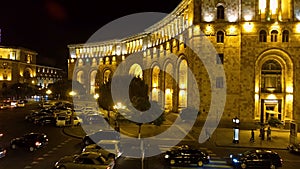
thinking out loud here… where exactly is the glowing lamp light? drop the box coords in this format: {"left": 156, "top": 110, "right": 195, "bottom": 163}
{"left": 244, "top": 22, "right": 254, "bottom": 32}
{"left": 228, "top": 26, "right": 237, "bottom": 34}
{"left": 204, "top": 14, "right": 214, "bottom": 22}
{"left": 296, "top": 23, "right": 300, "bottom": 33}
{"left": 228, "top": 15, "right": 238, "bottom": 22}
{"left": 93, "top": 93, "right": 99, "bottom": 99}
{"left": 244, "top": 14, "right": 253, "bottom": 21}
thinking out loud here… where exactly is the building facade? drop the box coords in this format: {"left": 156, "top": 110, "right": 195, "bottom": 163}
{"left": 68, "top": 0, "right": 300, "bottom": 129}
{"left": 0, "top": 46, "right": 64, "bottom": 90}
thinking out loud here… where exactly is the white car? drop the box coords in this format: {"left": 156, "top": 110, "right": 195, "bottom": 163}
{"left": 54, "top": 152, "right": 110, "bottom": 169}
{"left": 82, "top": 140, "right": 121, "bottom": 160}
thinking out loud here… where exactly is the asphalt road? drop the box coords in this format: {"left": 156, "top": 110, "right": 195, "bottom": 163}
{"left": 0, "top": 103, "right": 82, "bottom": 169}
{"left": 1, "top": 101, "right": 299, "bottom": 169}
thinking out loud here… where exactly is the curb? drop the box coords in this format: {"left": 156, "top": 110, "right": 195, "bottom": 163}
{"left": 62, "top": 127, "right": 83, "bottom": 139}
{"left": 215, "top": 143, "right": 288, "bottom": 150}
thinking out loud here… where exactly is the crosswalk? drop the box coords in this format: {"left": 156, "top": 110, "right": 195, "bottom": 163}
{"left": 160, "top": 146, "right": 233, "bottom": 169}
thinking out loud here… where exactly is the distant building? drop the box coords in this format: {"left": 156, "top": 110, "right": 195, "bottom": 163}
{"left": 68, "top": 0, "right": 300, "bottom": 129}
{"left": 0, "top": 46, "right": 65, "bottom": 89}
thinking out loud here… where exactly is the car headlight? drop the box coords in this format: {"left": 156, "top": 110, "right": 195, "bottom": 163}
{"left": 232, "top": 158, "right": 239, "bottom": 163}
{"left": 295, "top": 148, "right": 299, "bottom": 152}
{"left": 164, "top": 154, "right": 170, "bottom": 158}
{"left": 229, "top": 154, "right": 233, "bottom": 158}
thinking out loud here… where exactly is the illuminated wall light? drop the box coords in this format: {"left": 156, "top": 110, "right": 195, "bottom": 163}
{"left": 286, "top": 94, "right": 293, "bottom": 102}
{"left": 255, "top": 94, "right": 259, "bottom": 100}
{"left": 228, "top": 15, "right": 238, "bottom": 22}
{"left": 180, "top": 84, "right": 185, "bottom": 89}
{"left": 228, "top": 26, "right": 237, "bottom": 34}
{"left": 266, "top": 94, "right": 277, "bottom": 100}
{"left": 166, "top": 88, "right": 171, "bottom": 95}
{"left": 244, "top": 14, "right": 253, "bottom": 21}
{"left": 122, "top": 55, "right": 125, "bottom": 61}
{"left": 205, "top": 25, "right": 214, "bottom": 35}
{"left": 244, "top": 22, "right": 254, "bottom": 32}
{"left": 286, "top": 86, "right": 293, "bottom": 93}
{"left": 296, "top": 23, "right": 300, "bottom": 33}
{"left": 204, "top": 14, "right": 214, "bottom": 22}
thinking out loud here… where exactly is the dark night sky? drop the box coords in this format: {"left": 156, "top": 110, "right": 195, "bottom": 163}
{"left": 0, "top": 0, "right": 182, "bottom": 71}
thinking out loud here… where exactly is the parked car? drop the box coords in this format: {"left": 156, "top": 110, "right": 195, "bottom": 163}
{"left": 287, "top": 143, "right": 300, "bottom": 154}
{"left": 83, "top": 130, "right": 120, "bottom": 146}
{"left": 112, "top": 142, "right": 170, "bottom": 169}
{"left": 0, "top": 103, "right": 9, "bottom": 110}
{"left": 25, "top": 111, "right": 50, "bottom": 122}
{"left": 39, "top": 102, "right": 53, "bottom": 108}
{"left": 163, "top": 144, "right": 210, "bottom": 167}
{"left": 34, "top": 116, "right": 56, "bottom": 126}
{"left": 83, "top": 114, "right": 109, "bottom": 125}
{"left": 82, "top": 140, "right": 121, "bottom": 160}
{"left": 0, "top": 146, "right": 6, "bottom": 158}
{"left": 54, "top": 152, "right": 111, "bottom": 169}
{"left": 10, "top": 133, "right": 48, "bottom": 152}
{"left": 17, "top": 101, "right": 25, "bottom": 107}
{"left": 229, "top": 149, "right": 283, "bottom": 169}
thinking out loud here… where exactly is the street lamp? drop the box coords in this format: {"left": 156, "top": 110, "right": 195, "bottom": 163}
{"left": 69, "top": 91, "right": 77, "bottom": 96}
{"left": 232, "top": 116, "right": 240, "bottom": 144}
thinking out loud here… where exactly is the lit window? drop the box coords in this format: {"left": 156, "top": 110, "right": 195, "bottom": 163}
{"left": 282, "top": 30, "right": 289, "bottom": 42}
{"left": 271, "top": 30, "right": 278, "bottom": 42}
{"left": 217, "top": 6, "right": 225, "bottom": 20}
{"left": 217, "top": 31, "right": 224, "bottom": 43}
{"left": 259, "top": 30, "right": 267, "bottom": 42}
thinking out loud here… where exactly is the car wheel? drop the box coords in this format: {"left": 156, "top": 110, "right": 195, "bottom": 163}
{"left": 77, "top": 122, "right": 81, "bottom": 126}
{"left": 197, "top": 160, "right": 203, "bottom": 167}
{"left": 29, "top": 147, "right": 35, "bottom": 152}
{"left": 11, "top": 144, "right": 17, "bottom": 149}
{"left": 170, "top": 159, "right": 175, "bottom": 165}
{"left": 59, "top": 165, "right": 67, "bottom": 169}
{"left": 241, "top": 163, "right": 247, "bottom": 169}
{"left": 108, "top": 153, "right": 115, "bottom": 159}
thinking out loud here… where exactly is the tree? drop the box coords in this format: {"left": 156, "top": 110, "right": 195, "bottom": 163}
{"left": 48, "top": 79, "right": 85, "bottom": 100}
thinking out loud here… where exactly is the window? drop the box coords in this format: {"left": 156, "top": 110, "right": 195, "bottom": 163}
{"left": 216, "top": 77, "right": 224, "bottom": 88}
{"left": 217, "top": 6, "right": 225, "bottom": 19}
{"left": 271, "top": 30, "right": 278, "bottom": 42}
{"left": 217, "top": 31, "right": 224, "bottom": 43}
{"left": 216, "top": 54, "right": 224, "bottom": 64}
{"left": 282, "top": 30, "right": 289, "bottom": 42}
{"left": 261, "top": 60, "right": 282, "bottom": 93}
{"left": 259, "top": 30, "right": 267, "bottom": 42}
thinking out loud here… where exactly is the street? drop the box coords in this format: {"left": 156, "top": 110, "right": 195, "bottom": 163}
{"left": 0, "top": 102, "right": 299, "bottom": 169}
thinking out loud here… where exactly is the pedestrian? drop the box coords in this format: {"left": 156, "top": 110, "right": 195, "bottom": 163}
{"left": 267, "top": 126, "right": 271, "bottom": 141}
{"left": 250, "top": 129, "right": 255, "bottom": 143}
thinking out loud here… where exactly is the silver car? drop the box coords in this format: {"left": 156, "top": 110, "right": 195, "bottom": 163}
{"left": 54, "top": 152, "right": 111, "bottom": 169}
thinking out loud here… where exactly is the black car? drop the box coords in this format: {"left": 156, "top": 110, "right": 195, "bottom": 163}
{"left": 287, "top": 143, "right": 300, "bottom": 154}
{"left": 229, "top": 149, "right": 283, "bottom": 169}
{"left": 112, "top": 142, "right": 171, "bottom": 169}
{"left": 83, "top": 130, "right": 120, "bottom": 146}
{"left": 34, "top": 116, "right": 56, "bottom": 126}
{"left": 10, "top": 133, "right": 48, "bottom": 152}
{"left": 163, "top": 145, "right": 210, "bottom": 167}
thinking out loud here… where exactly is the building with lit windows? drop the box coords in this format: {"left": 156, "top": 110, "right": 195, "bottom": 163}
{"left": 68, "top": 0, "right": 300, "bottom": 129}
{"left": 0, "top": 46, "right": 65, "bottom": 89}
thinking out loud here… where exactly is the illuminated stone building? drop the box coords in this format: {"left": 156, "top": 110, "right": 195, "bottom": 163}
{"left": 68, "top": 0, "right": 300, "bottom": 128}
{"left": 0, "top": 46, "right": 64, "bottom": 89}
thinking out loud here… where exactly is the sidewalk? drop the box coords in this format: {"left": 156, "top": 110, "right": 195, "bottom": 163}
{"left": 63, "top": 112, "right": 292, "bottom": 150}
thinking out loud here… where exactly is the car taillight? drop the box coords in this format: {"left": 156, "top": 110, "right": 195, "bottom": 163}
{"left": 35, "top": 141, "right": 41, "bottom": 146}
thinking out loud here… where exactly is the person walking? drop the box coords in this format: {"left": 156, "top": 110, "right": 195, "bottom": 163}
{"left": 250, "top": 129, "right": 255, "bottom": 143}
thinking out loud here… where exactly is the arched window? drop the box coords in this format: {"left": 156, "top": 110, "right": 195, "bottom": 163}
{"left": 217, "top": 6, "right": 225, "bottom": 20}
{"left": 217, "top": 31, "right": 224, "bottom": 43}
{"left": 271, "top": 30, "right": 278, "bottom": 42}
{"left": 282, "top": 30, "right": 289, "bottom": 42}
{"left": 259, "top": 30, "right": 267, "bottom": 42}
{"left": 261, "top": 60, "right": 282, "bottom": 93}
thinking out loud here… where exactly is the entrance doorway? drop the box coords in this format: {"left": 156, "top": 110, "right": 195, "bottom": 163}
{"left": 261, "top": 99, "right": 282, "bottom": 124}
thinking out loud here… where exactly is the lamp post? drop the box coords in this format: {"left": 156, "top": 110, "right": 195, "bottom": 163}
{"left": 232, "top": 116, "right": 240, "bottom": 144}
